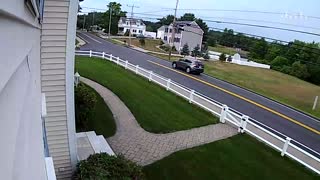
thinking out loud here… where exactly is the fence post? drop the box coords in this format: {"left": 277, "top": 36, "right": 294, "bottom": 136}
{"left": 189, "top": 90, "right": 195, "bottom": 103}
{"left": 239, "top": 115, "right": 249, "bottom": 133}
{"left": 89, "top": 50, "right": 92, "bottom": 57}
{"left": 125, "top": 61, "right": 128, "bottom": 69}
{"left": 149, "top": 71, "right": 153, "bottom": 81}
{"left": 281, "top": 137, "right": 291, "bottom": 156}
{"left": 220, "top": 105, "right": 228, "bottom": 123}
{"left": 109, "top": 54, "right": 113, "bottom": 61}
{"left": 135, "top": 65, "right": 139, "bottom": 74}
{"left": 166, "top": 79, "right": 171, "bottom": 91}
{"left": 117, "top": 57, "right": 120, "bottom": 65}
{"left": 102, "top": 52, "right": 105, "bottom": 59}
{"left": 313, "top": 96, "right": 318, "bottom": 110}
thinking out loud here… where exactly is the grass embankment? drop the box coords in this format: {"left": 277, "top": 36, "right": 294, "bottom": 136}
{"left": 115, "top": 38, "right": 164, "bottom": 52}
{"left": 144, "top": 134, "right": 318, "bottom": 180}
{"left": 209, "top": 45, "right": 248, "bottom": 56}
{"left": 147, "top": 52, "right": 182, "bottom": 61}
{"left": 204, "top": 61, "right": 320, "bottom": 118}
{"left": 78, "top": 84, "right": 116, "bottom": 138}
{"left": 76, "top": 56, "right": 218, "bottom": 133}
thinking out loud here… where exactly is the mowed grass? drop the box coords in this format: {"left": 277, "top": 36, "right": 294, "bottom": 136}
{"left": 147, "top": 52, "right": 182, "bottom": 62}
{"left": 204, "top": 61, "right": 320, "bottom": 118}
{"left": 76, "top": 56, "right": 218, "bottom": 133}
{"left": 143, "top": 134, "right": 318, "bottom": 180}
{"left": 116, "top": 38, "right": 164, "bottom": 52}
{"left": 78, "top": 83, "right": 116, "bottom": 138}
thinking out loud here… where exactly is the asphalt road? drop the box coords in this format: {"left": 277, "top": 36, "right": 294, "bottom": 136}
{"left": 77, "top": 32, "right": 320, "bottom": 153}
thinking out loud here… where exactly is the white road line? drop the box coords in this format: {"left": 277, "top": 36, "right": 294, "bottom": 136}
{"left": 77, "top": 35, "right": 89, "bottom": 44}
{"left": 81, "top": 33, "right": 102, "bottom": 44}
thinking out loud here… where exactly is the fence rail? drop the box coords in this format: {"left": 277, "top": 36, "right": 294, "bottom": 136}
{"left": 76, "top": 50, "right": 320, "bottom": 174}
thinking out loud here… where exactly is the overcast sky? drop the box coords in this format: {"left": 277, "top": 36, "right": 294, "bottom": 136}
{"left": 80, "top": 0, "right": 320, "bottom": 43}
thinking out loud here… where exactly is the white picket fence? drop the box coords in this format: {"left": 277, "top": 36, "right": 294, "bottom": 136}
{"left": 76, "top": 50, "right": 320, "bottom": 174}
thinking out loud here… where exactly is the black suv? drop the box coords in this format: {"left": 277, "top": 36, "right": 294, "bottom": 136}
{"left": 172, "top": 58, "right": 204, "bottom": 74}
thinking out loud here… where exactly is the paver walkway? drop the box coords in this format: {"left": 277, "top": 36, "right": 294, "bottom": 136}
{"left": 81, "top": 77, "right": 238, "bottom": 166}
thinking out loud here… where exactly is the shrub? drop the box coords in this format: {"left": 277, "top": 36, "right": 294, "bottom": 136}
{"left": 75, "top": 83, "right": 97, "bottom": 131}
{"left": 139, "top": 38, "right": 145, "bottom": 46}
{"left": 271, "top": 56, "right": 289, "bottom": 69}
{"left": 73, "top": 153, "right": 144, "bottom": 180}
{"left": 227, "top": 55, "right": 232, "bottom": 62}
{"left": 171, "top": 45, "right": 177, "bottom": 52}
{"left": 124, "top": 30, "right": 130, "bottom": 36}
{"left": 219, "top": 53, "right": 226, "bottom": 62}
{"left": 203, "top": 51, "right": 210, "bottom": 60}
{"left": 160, "top": 44, "right": 170, "bottom": 52}
{"left": 181, "top": 43, "right": 190, "bottom": 56}
{"left": 159, "top": 40, "right": 164, "bottom": 45}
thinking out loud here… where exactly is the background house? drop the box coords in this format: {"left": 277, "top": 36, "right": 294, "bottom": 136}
{"left": 118, "top": 17, "right": 146, "bottom": 36}
{"left": 0, "top": 0, "right": 78, "bottom": 179}
{"left": 157, "top": 21, "right": 204, "bottom": 52}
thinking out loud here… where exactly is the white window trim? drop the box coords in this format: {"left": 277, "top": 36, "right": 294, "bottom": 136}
{"left": 25, "top": 0, "right": 40, "bottom": 18}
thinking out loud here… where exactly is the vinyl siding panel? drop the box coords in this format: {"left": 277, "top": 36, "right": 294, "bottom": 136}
{"left": 41, "top": 0, "right": 77, "bottom": 178}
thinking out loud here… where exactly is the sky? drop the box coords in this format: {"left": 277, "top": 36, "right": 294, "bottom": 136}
{"left": 80, "top": 0, "right": 320, "bottom": 43}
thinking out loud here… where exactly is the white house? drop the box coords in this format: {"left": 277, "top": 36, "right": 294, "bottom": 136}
{"left": 0, "top": 0, "right": 78, "bottom": 179}
{"left": 118, "top": 17, "right": 146, "bottom": 36}
{"left": 157, "top": 21, "right": 204, "bottom": 52}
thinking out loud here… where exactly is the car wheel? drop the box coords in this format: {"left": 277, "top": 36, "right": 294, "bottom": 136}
{"left": 186, "top": 67, "right": 191, "bottom": 73}
{"left": 172, "top": 63, "right": 177, "bottom": 69}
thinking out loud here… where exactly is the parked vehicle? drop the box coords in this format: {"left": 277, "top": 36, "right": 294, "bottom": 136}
{"left": 172, "top": 58, "right": 204, "bottom": 74}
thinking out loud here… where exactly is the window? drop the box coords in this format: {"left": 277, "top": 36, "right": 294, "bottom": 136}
{"left": 169, "top": 29, "right": 172, "bottom": 33}
{"left": 133, "top": 29, "right": 137, "bottom": 33}
{"left": 25, "top": 0, "right": 44, "bottom": 21}
{"left": 139, "top": 30, "right": 143, "bottom": 33}
{"left": 174, "top": 38, "right": 180, "bottom": 42}
{"left": 141, "top": 22, "right": 143, "bottom": 25}
{"left": 164, "top": 36, "right": 167, "bottom": 41}
{"left": 126, "top": 22, "right": 129, "bottom": 25}
{"left": 165, "top": 28, "right": 168, "bottom": 33}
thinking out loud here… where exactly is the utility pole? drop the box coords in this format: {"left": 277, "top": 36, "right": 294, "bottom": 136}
{"left": 92, "top": 11, "right": 95, "bottom": 26}
{"left": 169, "top": 0, "right": 179, "bottom": 61}
{"left": 108, "top": 6, "right": 112, "bottom": 39}
{"left": 82, "top": 14, "right": 86, "bottom": 30}
{"left": 127, "top": 4, "right": 139, "bottom": 46}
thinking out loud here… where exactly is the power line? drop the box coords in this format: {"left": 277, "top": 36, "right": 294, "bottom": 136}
{"left": 203, "top": 20, "right": 320, "bottom": 37}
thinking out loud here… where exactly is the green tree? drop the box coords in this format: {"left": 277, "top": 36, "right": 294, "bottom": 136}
{"left": 207, "top": 36, "right": 217, "bottom": 47}
{"left": 271, "top": 56, "right": 289, "bottom": 70}
{"left": 179, "top": 13, "right": 196, "bottom": 21}
{"left": 290, "top": 61, "right": 310, "bottom": 79}
{"left": 103, "top": 2, "right": 127, "bottom": 35}
{"left": 181, "top": 43, "right": 190, "bottom": 56}
{"left": 158, "top": 15, "right": 175, "bottom": 25}
{"left": 249, "top": 38, "right": 269, "bottom": 59}
{"left": 191, "top": 44, "right": 201, "bottom": 57}
{"left": 219, "top": 53, "right": 226, "bottom": 62}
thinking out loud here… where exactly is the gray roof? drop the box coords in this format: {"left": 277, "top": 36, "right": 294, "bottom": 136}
{"left": 119, "top": 17, "right": 145, "bottom": 25}
{"left": 157, "top": 25, "right": 167, "bottom": 31}
{"left": 173, "top": 21, "right": 202, "bottom": 30}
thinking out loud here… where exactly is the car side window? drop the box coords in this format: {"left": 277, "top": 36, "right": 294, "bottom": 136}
{"left": 185, "top": 60, "right": 192, "bottom": 64}
{"left": 179, "top": 59, "right": 184, "bottom": 62}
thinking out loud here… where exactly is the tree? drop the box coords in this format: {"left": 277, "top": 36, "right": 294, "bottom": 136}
{"left": 181, "top": 43, "right": 190, "bottom": 56}
{"left": 219, "top": 53, "right": 226, "bottom": 62}
{"left": 191, "top": 44, "right": 201, "bottom": 57}
{"left": 207, "top": 37, "right": 217, "bottom": 47}
{"left": 249, "top": 38, "right": 269, "bottom": 59}
{"left": 271, "top": 56, "right": 289, "bottom": 70}
{"left": 179, "top": 13, "right": 195, "bottom": 21}
{"left": 290, "top": 61, "right": 310, "bottom": 80}
{"left": 158, "top": 15, "right": 175, "bottom": 25}
{"left": 103, "top": 2, "right": 127, "bottom": 35}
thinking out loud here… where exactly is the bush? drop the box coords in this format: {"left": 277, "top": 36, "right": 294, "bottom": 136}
{"left": 73, "top": 153, "right": 144, "bottom": 180}
{"left": 159, "top": 40, "right": 164, "bottom": 45}
{"left": 227, "top": 56, "right": 232, "bottom": 62}
{"left": 139, "top": 38, "right": 145, "bottom": 46}
{"left": 203, "top": 51, "right": 210, "bottom": 60}
{"left": 75, "top": 83, "right": 97, "bottom": 131}
{"left": 219, "top": 53, "right": 226, "bottom": 62}
{"left": 160, "top": 44, "right": 171, "bottom": 52}
{"left": 181, "top": 43, "right": 190, "bottom": 56}
{"left": 271, "top": 56, "right": 289, "bottom": 69}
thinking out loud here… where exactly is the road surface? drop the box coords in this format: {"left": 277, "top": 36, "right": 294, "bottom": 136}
{"left": 77, "top": 32, "right": 320, "bottom": 154}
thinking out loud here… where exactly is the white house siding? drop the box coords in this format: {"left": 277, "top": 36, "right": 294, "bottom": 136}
{"left": 0, "top": 1, "right": 47, "bottom": 180}
{"left": 41, "top": 0, "right": 78, "bottom": 179}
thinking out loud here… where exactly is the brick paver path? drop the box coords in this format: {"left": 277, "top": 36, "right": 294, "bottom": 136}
{"left": 82, "top": 77, "right": 238, "bottom": 165}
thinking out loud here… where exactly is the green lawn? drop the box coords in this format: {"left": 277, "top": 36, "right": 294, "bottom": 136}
{"left": 76, "top": 56, "right": 218, "bottom": 133}
{"left": 116, "top": 38, "right": 164, "bottom": 53}
{"left": 78, "top": 83, "right": 116, "bottom": 138}
{"left": 147, "top": 52, "right": 182, "bottom": 61}
{"left": 204, "top": 61, "right": 320, "bottom": 118}
{"left": 144, "top": 134, "right": 318, "bottom": 180}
